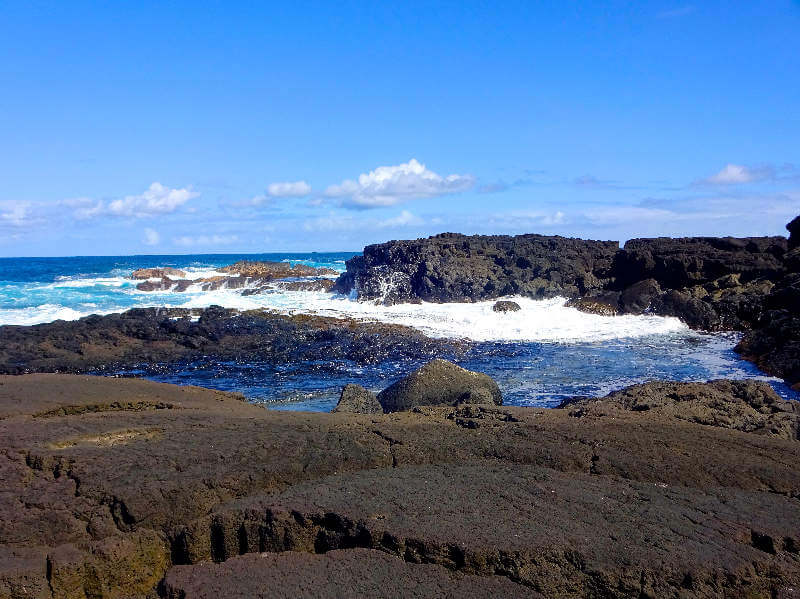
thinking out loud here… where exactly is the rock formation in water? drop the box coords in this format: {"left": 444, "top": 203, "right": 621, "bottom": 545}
{"left": 332, "top": 233, "right": 619, "bottom": 304}
{"left": 0, "top": 307, "right": 465, "bottom": 374}
{"left": 735, "top": 217, "right": 800, "bottom": 389}
{"left": 333, "top": 228, "right": 791, "bottom": 333}
{"left": 134, "top": 260, "right": 338, "bottom": 294}
{"left": 3, "top": 373, "right": 800, "bottom": 597}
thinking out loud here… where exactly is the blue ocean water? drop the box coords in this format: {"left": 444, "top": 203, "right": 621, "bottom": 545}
{"left": 1, "top": 253, "right": 797, "bottom": 410}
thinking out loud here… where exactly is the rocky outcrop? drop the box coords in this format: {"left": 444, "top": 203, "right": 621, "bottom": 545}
{"left": 602, "top": 236, "right": 788, "bottom": 330}
{"left": 334, "top": 231, "right": 789, "bottom": 332}
{"left": 218, "top": 260, "right": 338, "bottom": 278}
{"left": 376, "top": 359, "right": 502, "bottom": 413}
{"left": 736, "top": 217, "right": 800, "bottom": 389}
{"left": 492, "top": 300, "right": 521, "bottom": 313}
{"left": 3, "top": 374, "right": 800, "bottom": 597}
{"left": 333, "top": 384, "right": 382, "bottom": 414}
{"left": 131, "top": 267, "right": 186, "bottom": 280}
{"left": 0, "top": 307, "right": 465, "bottom": 374}
{"left": 559, "top": 379, "right": 800, "bottom": 440}
{"left": 333, "top": 233, "right": 619, "bottom": 304}
{"left": 133, "top": 261, "right": 338, "bottom": 294}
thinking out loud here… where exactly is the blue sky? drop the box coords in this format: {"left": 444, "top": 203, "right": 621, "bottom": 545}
{"left": 0, "top": 1, "right": 798, "bottom": 256}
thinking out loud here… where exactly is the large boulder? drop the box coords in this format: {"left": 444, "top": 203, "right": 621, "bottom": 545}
{"left": 333, "top": 384, "right": 382, "bottom": 414}
{"left": 376, "top": 359, "right": 502, "bottom": 413}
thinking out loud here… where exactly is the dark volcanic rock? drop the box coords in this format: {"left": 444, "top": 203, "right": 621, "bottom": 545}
{"left": 333, "top": 233, "right": 619, "bottom": 304}
{"left": 161, "top": 549, "right": 543, "bottom": 599}
{"left": 612, "top": 236, "right": 787, "bottom": 290}
{"left": 564, "top": 298, "right": 617, "bottom": 316}
{"left": 787, "top": 215, "right": 800, "bottom": 249}
{"left": 559, "top": 379, "right": 800, "bottom": 440}
{"left": 376, "top": 359, "right": 502, "bottom": 413}
{"left": 3, "top": 375, "right": 800, "bottom": 597}
{"left": 492, "top": 300, "right": 520, "bottom": 313}
{"left": 0, "top": 307, "right": 465, "bottom": 374}
{"left": 333, "top": 384, "right": 382, "bottom": 414}
{"left": 736, "top": 216, "right": 800, "bottom": 389}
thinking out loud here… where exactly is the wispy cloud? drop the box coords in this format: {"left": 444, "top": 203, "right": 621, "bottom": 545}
{"left": 699, "top": 164, "right": 773, "bottom": 185}
{"left": 173, "top": 234, "right": 239, "bottom": 247}
{"left": 65, "top": 183, "right": 198, "bottom": 219}
{"left": 0, "top": 202, "right": 35, "bottom": 227}
{"left": 325, "top": 158, "right": 474, "bottom": 208}
{"left": 266, "top": 180, "right": 311, "bottom": 198}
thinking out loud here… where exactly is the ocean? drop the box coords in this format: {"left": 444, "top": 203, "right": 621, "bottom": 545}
{"left": 1, "top": 252, "right": 796, "bottom": 410}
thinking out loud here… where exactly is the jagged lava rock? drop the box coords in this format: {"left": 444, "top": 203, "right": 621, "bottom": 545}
{"left": 492, "top": 300, "right": 521, "bottom": 312}
{"left": 131, "top": 267, "right": 186, "bottom": 280}
{"left": 333, "top": 384, "right": 382, "bottom": 414}
{"left": 559, "top": 379, "right": 800, "bottom": 440}
{"left": 161, "top": 549, "right": 543, "bottom": 599}
{"left": 219, "top": 260, "right": 337, "bottom": 278}
{"left": 333, "top": 233, "right": 619, "bottom": 304}
{"left": 736, "top": 215, "right": 800, "bottom": 388}
{"left": 376, "top": 359, "right": 502, "bottom": 413}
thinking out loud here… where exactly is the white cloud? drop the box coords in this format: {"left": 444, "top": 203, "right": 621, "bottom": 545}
{"left": 173, "top": 234, "right": 239, "bottom": 247}
{"left": 325, "top": 158, "right": 475, "bottom": 208}
{"left": 378, "top": 210, "right": 424, "bottom": 228}
{"left": 62, "top": 197, "right": 105, "bottom": 220}
{"left": 64, "top": 183, "right": 198, "bottom": 220}
{"left": 701, "top": 164, "right": 772, "bottom": 185}
{"left": 142, "top": 228, "right": 160, "bottom": 246}
{"left": 108, "top": 183, "right": 198, "bottom": 217}
{"left": 267, "top": 181, "right": 311, "bottom": 198}
{"left": 0, "top": 202, "right": 33, "bottom": 227}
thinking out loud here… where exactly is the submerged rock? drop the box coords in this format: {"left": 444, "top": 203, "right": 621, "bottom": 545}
{"left": 492, "top": 300, "right": 521, "bottom": 313}
{"left": 376, "top": 359, "right": 502, "bottom": 413}
{"left": 333, "top": 384, "right": 382, "bottom": 414}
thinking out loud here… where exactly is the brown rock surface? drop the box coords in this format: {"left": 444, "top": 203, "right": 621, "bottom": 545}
{"left": 161, "top": 549, "right": 544, "bottom": 599}
{"left": 131, "top": 267, "right": 187, "bottom": 280}
{"left": 2, "top": 374, "right": 800, "bottom": 597}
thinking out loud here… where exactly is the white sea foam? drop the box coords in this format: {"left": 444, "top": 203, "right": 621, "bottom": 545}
{"left": 0, "top": 304, "right": 110, "bottom": 326}
{"left": 1, "top": 265, "right": 690, "bottom": 344}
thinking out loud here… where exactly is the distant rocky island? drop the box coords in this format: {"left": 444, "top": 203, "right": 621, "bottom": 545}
{"left": 1, "top": 215, "right": 799, "bottom": 597}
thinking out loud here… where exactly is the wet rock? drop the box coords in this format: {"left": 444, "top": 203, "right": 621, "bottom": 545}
{"left": 492, "top": 300, "right": 520, "bottom": 313}
{"left": 333, "top": 233, "right": 619, "bottom": 304}
{"left": 275, "top": 279, "right": 336, "bottom": 292}
{"left": 564, "top": 298, "right": 617, "bottom": 316}
{"left": 219, "top": 261, "right": 337, "bottom": 279}
{"left": 376, "top": 359, "right": 502, "bottom": 413}
{"left": 618, "top": 278, "right": 661, "bottom": 314}
{"left": 136, "top": 277, "right": 175, "bottom": 292}
{"left": 0, "top": 308, "right": 466, "bottom": 374}
{"left": 131, "top": 267, "right": 186, "bottom": 280}
{"left": 333, "top": 384, "right": 382, "bottom": 414}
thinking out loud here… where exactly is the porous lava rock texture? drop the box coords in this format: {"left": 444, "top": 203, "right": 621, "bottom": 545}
{"left": 2, "top": 374, "right": 800, "bottom": 597}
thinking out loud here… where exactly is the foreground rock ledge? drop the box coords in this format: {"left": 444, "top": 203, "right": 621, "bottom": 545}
{"left": 1, "top": 374, "right": 800, "bottom": 598}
